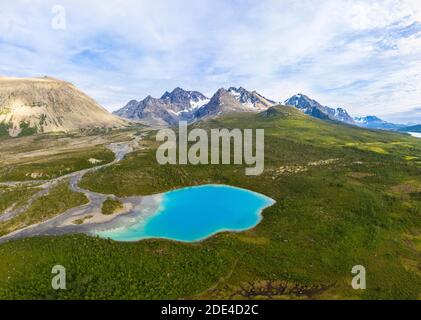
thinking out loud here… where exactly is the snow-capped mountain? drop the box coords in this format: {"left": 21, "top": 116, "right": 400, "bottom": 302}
{"left": 113, "top": 88, "right": 210, "bottom": 126}
{"left": 353, "top": 116, "right": 405, "bottom": 131}
{"left": 194, "top": 87, "right": 276, "bottom": 120}
{"left": 115, "top": 87, "right": 275, "bottom": 126}
{"left": 113, "top": 89, "right": 418, "bottom": 131}
{"left": 227, "top": 87, "right": 276, "bottom": 110}
{"left": 160, "top": 87, "right": 209, "bottom": 114}
{"left": 334, "top": 108, "right": 355, "bottom": 124}
{"left": 283, "top": 94, "right": 418, "bottom": 131}
{"left": 113, "top": 96, "right": 180, "bottom": 126}
{"left": 284, "top": 94, "right": 355, "bottom": 124}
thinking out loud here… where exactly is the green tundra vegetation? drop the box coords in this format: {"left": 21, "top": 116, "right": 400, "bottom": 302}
{"left": 17, "top": 122, "right": 37, "bottom": 137}
{"left": 72, "top": 215, "right": 93, "bottom": 225}
{"left": 0, "top": 147, "right": 115, "bottom": 182}
{"left": 0, "top": 106, "right": 420, "bottom": 299}
{"left": 0, "top": 185, "right": 41, "bottom": 213}
{"left": 0, "top": 181, "right": 88, "bottom": 237}
{"left": 101, "top": 198, "right": 124, "bottom": 215}
{"left": 0, "top": 128, "right": 139, "bottom": 183}
{"left": 0, "top": 123, "right": 10, "bottom": 138}
{"left": 0, "top": 121, "right": 37, "bottom": 139}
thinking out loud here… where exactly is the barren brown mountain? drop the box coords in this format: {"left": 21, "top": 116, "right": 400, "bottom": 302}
{"left": 0, "top": 76, "right": 127, "bottom": 136}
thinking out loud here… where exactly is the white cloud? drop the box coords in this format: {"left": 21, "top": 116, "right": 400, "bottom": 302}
{"left": 0, "top": 0, "right": 420, "bottom": 121}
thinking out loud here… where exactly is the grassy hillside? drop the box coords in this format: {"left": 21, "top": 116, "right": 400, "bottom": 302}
{"left": 0, "top": 106, "right": 420, "bottom": 299}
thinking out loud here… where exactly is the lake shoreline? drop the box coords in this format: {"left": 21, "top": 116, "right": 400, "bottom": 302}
{"left": 93, "top": 184, "right": 276, "bottom": 243}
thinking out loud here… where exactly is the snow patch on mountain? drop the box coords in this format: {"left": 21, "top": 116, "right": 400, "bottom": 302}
{"left": 284, "top": 94, "right": 355, "bottom": 124}
{"left": 116, "top": 86, "right": 275, "bottom": 126}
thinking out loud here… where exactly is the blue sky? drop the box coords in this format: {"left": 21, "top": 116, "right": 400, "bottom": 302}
{"left": 0, "top": 0, "right": 420, "bottom": 123}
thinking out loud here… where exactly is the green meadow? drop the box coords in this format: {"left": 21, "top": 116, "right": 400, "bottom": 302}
{"left": 101, "top": 198, "right": 124, "bottom": 215}
{"left": 0, "top": 147, "right": 115, "bottom": 182}
{"left": 0, "top": 106, "right": 420, "bottom": 299}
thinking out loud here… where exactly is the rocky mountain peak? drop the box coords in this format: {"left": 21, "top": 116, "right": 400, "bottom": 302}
{"left": 144, "top": 95, "right": 155, "bottom": 103}
{"left": 285, "top": 94, "right": 355, "bottom": 124}
{"left": 159, "top": 87, "right": 209, "bottom": 112}
{"left": 115, "top": 86, "right": 275, "bottom": 127}
{"left": 284, "top": 94, "right": 322, "bottom": 110}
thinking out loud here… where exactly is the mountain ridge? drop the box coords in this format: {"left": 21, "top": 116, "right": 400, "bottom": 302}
{"left": 284, "top": 94, "right": 355, "bottom": 124}
{"left": 6, "top": 77, "right": 416, "bottom": 133}
{"left": 114, "top": 86, "right": 276, "bottom": 126}
{"left": 353, "top": 115, "right": 405, "bottom": 130}
{"left": 0, "top": 76, "right": 127, "bottom": 137}
{"left": 399, "top": 124, "right": 421, "bottom": 133}
{"left": 284, "top": 94, "right": 421, "bottom": 131}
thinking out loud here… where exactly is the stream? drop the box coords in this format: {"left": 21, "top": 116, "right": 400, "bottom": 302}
{"left": 0, "top": 134, "right": 147, "bottom": 244}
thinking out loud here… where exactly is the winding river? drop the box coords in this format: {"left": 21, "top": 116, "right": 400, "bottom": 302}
{"left": 0, "top": 135, "right": 144, "bottom": 244}
{"left": 0, "top": 134, "right": 275, "bottom": 244}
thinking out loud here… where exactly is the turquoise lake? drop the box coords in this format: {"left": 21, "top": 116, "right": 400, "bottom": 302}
{"left": 95, "top": 185, "right": 275, "bottom": 242}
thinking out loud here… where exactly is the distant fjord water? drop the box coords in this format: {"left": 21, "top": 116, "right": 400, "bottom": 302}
{"left": 94, "top": 185, "right": 275, "bottom": 242}
{"left": 408, "top": 132, "right": 421, "bottom": 138}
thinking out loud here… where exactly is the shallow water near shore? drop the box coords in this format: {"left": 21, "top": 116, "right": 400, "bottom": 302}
{"left": 94, "top": 185, "right": 276, "bottom": 242}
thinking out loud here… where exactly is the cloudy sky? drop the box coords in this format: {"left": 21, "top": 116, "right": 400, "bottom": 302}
{"left": 1, "top": 0, "right": 420, "bottom": 122}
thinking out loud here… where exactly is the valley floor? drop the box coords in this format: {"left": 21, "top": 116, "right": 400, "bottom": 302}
{"left": 0, "top": 110, "right": 420, "bottom": 300}
{"left": 0, "top": 133, "right": 147, "bottom": 243}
